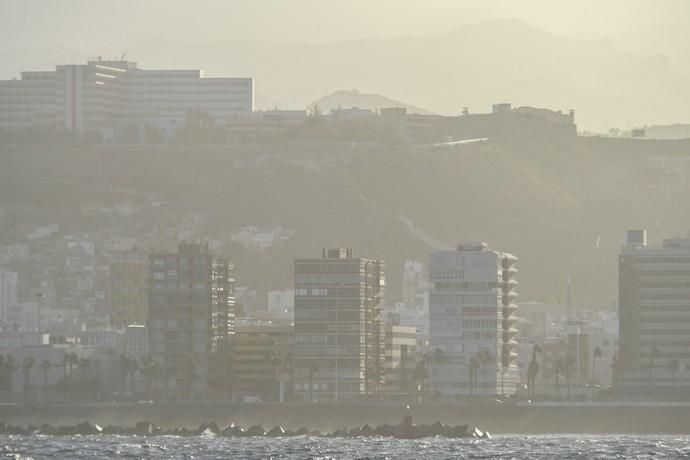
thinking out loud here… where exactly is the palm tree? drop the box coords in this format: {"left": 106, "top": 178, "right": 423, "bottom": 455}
{"left": 591, "top": 346, "right": 603, "bottom": 384}
{"left": 271, "top": 350, "right": 292, "bottom": 403}
{"left": 178, "top": 354, "right": 196, "bottom": 401}
{"left": 430, "top": 348, "right": 447, "bottom": 399}
{"left": 5, "top": 355, "right": 17, "bottom": 393}
{"left": 527, "top": 344, "right": 542, "bottom": 400}
{"left": 669, "top": 359, "right": 680, "bottom": 389}
{"left": 141, "top": 358, "right": 162, "bottom": 401}
{"left": 500, "top": 344, "right": 511, "bottom": 397}
{"left": 611, "top": 354, "right": 619, "bottom": 388}
{"left": 21, "top": 356, "right": 35, "bottom": 400}
{"left": 63, "top": 352, "right": 78, "bottom": 379}
{"left": 0, "top": 355, "right": 6, "bottom": 395}
{"left": 555, "top": 359, "right": 564, "bottom": 400}
{"left": 119, "top": 354, "right": 128, "bottom": 393}
{"left": 413, "top": 355, "right": 429, "bottom": 402}
{"left": 40, "top": 359, "right": 52, "bottom": 387}
{"left": 468, "top": 355, "right": 480, "bottom": 396}
{"left": 77, "top": 357, "right": 89, "bottom": 382}
{"left": 38, "top": 359, "right": 52, "bottom": 403}
{"left": 61, "top": 354, "right": 69, "bottom": 379}
{"left": 565, "top": 356, "right": 575, "bottom": 400}
{"left": 433, "top": 348, "right": 446, "bottom": 364}
{"left": 476, "top": 351, "right": 493, "bottom": 396}
{"left": 649, "top": 346, "right": 660, "bottom": 390}
{"left": 308, "top": 362, "right": 319, "bottom": 402}
{"left": 119, "top": 355, "right": 139, "bottom": 395}
{"left": 365, "top": 361, "right": 385, "bottom": 400}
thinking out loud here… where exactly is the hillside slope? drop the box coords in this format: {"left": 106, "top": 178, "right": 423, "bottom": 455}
{"left": 1, "top": 137, "right": 689, "bottom": 306}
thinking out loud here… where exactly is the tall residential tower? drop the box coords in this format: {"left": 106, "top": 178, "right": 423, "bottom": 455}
{"left": 429, "top": 242, "right": 519, "bottom": 397}
{"left": 619, "top": 230, "right": 690, "bottom": 396}
{"left": 293, "top": 248, "right": 385, "bottom": 402}
{"left": 148, "top": 243, "right": 234, "bottom": 400}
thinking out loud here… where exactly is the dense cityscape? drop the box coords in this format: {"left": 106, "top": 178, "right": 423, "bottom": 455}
{"left": 4, "top": 1, "right": 690, "bottom": 456}
{"left": 0, "top": 59, "right": 687, "bottom": 409}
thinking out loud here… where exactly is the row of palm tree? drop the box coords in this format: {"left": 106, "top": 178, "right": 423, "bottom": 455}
{"left": 409, "top": 349, "right": 496, "bottom": 400}
{"left": 647, "top": 346, "right": 684, "bottom": 389}
{"left": 469, "top": 350, "right": 493, "bottom": 395}
{"left": 525, "top": 344, "right": 608, "bottom": 401}
{"left": 118, "top": 354, "right": 163, "bottom": 400}
{"left": 0, "top": 352, "right": 95, "bottom": 401}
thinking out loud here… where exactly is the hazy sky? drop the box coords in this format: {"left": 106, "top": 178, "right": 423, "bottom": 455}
{"left": 1, "top": 0, "right": 689, "bottom": 49}
{"left": 1, "top": 0, "right": 689, "bottom": 130}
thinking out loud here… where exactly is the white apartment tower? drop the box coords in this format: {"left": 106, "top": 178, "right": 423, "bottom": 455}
{"left": 429, "top": 242, "right": 519, "bottom": 398}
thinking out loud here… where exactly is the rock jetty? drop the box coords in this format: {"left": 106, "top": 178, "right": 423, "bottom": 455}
{"left": 0, "top": 421, "right": 490, "bottom": 439}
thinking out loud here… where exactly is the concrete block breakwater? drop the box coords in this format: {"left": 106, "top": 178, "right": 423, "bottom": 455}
{"left": 0, "top": 421, "right": 490, "bottom": 439}
{"left": 3, "top": 403, "right": 690, "bottom": 434}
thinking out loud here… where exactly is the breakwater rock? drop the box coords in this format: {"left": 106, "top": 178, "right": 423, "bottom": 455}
{"left": 0, "top": 421, "right": 490, "bottom": 439}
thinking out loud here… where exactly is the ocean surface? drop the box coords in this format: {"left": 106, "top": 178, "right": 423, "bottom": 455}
{"left": 2, "top": 434, "right": 689, "bottom": 459}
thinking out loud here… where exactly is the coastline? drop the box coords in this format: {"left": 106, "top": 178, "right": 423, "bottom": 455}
{"left": 1, "top": 402, "right": 687, "bottom": 435}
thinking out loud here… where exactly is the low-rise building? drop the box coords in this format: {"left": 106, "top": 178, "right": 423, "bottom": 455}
{"left": 232, "top": 322, "right": 293, "bottom": 402}
{"left": 382, "top": 324, "right": 417, "bottom": 398}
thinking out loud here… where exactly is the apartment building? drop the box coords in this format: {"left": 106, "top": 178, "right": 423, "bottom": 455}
{"left": 293, "top": 248, "right": 385, "bottom": 402}
{"left": 382, "top": 324, "right": 417, "bottom": 397}
{"left": 429, "top": 242, "right": 519, "bottom": 398}
{"left": 232, "top": 322, "right": 293, "bottom": 402}
{"left": 148, "top": 243, "right": 234, "bottom": 401}
{"left": 110, "top": 250, "right": 149, "bottom": 329}
{"left": 619, "top": 230, "right": 690, "bottom": 396}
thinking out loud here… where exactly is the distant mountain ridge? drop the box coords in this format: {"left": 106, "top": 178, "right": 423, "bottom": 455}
{"left": 308, "top": 90, "right": 435, "bottom": 115}
{"left": 645, "top": 124, "right": 690, "bottom": 140}
{"left": 2, "top": 19, "right": 690, "bottom": 130}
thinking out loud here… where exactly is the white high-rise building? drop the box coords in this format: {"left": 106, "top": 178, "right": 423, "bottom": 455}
{"left": 429, "top": 242, "right": 519, "bottom": 398}
{"left": 0, "top": 59, "right": 253, "bottom": 139}
{"left": 0, "top": 271, "right": 18, "bottom": 326}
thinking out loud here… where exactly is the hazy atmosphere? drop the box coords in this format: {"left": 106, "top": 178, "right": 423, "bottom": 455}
{"left": 3, "top": 0, "right": 690, "bottom": 131}
{"left": 1, "top": 1, "right": 690, "bottom": 458}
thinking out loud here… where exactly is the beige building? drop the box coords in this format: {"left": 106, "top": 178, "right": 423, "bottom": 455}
{"left": 148, "top": 243, "right": 235, "bottom": 401}
{"left": 382, "top": 324, "right": 417, "bottom": 397}
{"left": 110, "top": 250, "right": 149, "bottom": 329}
{"left": 619, "top": 230, "right": 690, "bottom": 397}
{"left": 232, "top": 322, "right": 293, "bottom": 401}
{"left": 293, "top": 248, "right": 385, "bottom": 402}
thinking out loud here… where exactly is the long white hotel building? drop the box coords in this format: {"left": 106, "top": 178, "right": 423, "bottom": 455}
{"left": 0, "top": 59, "right": 253, "bottom": 139}
{"left": 429, "top": 242, "right": 519, "bottom": 398}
